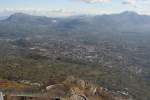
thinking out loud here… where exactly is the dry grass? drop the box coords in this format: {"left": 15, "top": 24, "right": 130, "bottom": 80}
{"left": 0, "top": 79, "right": 31, "bottom": 90}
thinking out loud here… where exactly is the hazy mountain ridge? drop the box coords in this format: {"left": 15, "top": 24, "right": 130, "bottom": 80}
{"left": 1, "top": 11, "right": 150, "bottom": 33}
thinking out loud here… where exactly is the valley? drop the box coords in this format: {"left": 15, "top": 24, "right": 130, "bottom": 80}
{"left": 0, "top": 12, "right": 150, "bottom": 100}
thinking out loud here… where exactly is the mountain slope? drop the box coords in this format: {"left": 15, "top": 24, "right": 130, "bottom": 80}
{"left": 1, "top": 11, "right": 150, "bottom": 34}
{"left": 0, "top": 11, "right": 150, "bottom": 100}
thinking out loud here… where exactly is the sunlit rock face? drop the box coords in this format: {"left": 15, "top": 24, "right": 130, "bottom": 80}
{"left": 40, "top": 76, "right": 132, "bottom": 100}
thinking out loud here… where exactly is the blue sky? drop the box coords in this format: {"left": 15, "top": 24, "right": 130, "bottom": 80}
{"left": 0, "top": 0, "right": 150, "bottom": 16}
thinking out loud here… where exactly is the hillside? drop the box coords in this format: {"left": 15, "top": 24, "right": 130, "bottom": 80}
{"left": 0, "top": 11, "right": 150, "bottom": 100}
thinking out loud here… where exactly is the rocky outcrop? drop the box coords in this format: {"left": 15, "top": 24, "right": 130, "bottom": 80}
{"left": 70, "top": 94, "right": 88, "bottom": 100}
{"left": 41, "top": 76, "right": 132, "bottom": 100}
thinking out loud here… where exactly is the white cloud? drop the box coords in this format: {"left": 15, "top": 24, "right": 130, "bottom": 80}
{"left": 76, "top": 0, "right": 112, "bottom": 3}
{"left": 0, "top": 8, "right": 79, "bottom": 17}
{"left": 123, "top": 0, "right": 136, "bottom": 5}
{"left": 122, "top": 0, "right": 149, "bottom": 6}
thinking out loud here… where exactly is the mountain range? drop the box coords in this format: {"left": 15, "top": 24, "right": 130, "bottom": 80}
{"left": 1, "top": 11, "right": 150, "bottom": 34}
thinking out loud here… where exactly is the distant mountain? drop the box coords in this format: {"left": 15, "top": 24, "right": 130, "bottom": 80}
{"left": 0, "top": 11, "right": 150, "bottom": 39}
{"left": 0, "top": 16, "right": 8, "bottom": 20}
{"left": 1, "top": 11, "right": 150, "bottom": 34}
{"left": 4, "top": 13, "right": 60, "bottom": 25}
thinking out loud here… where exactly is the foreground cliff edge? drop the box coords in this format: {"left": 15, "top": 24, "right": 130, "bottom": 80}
{"left": 35, "top": 76, "right": 132, "bottom": 100}
{"left": 0, "top": 76, "right": 133, "bottom": 100}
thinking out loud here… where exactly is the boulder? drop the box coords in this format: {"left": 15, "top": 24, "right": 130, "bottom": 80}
{"left": 70, "top": 94, "right": 88, "bottom": 100}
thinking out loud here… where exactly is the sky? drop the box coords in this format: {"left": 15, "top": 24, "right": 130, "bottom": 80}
{"left": 0, "top": 0, "right": 150, "bottom": 16}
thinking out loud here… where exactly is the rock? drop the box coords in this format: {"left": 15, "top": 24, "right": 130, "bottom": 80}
{"left": 76, "top": 80, "right": 86, "bottom": 89}
{"left": 65, "top": 76, "right": 76, "bottom": 84}
{"left": 70, "top": 94, "right": 88, "bottom": 100}
{"left": 45, "top": 84, "right": 68, "bottom": 98}
{"left": 43, "top": 77, "right": 132, "bottom": 100}
{"left": 46, "top": 84, "right": 64, "bottom": 91}
{"left": 46, "top": 85, "right": 56, "bottom": 91}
